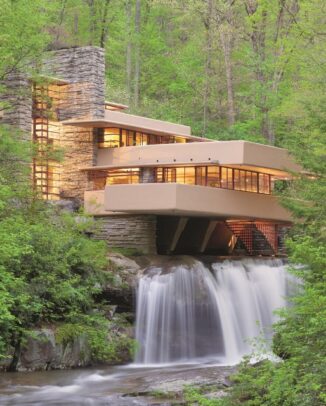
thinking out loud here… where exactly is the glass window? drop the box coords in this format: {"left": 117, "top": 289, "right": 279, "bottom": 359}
{"left": 259, "top": 173, "right": 270, "bottom": 194}
{"left": 234, "top": 169, "right": 240, "bottom": 190}
{"left": 155, "top": 168, "right": 164, "bottom": 182}
{"left": 121, "top": 129, "right": 127, "bottom": 147}
{"left": 107, "top": 169, "right": 139, "bottom": 185}
{"left": 227, "top": 168, "right": 233, "bottom": 189}
{"left": 175, "top": 137, "right": 186, "bottom": 143}
{"left": 251, "top": 172, "right": 258, "bottom": 193}
{"left": 148, "top": 134, "right": 157, "bottom": 144}
{"left": 135, "top": 132, "right": 142, "bottom": 146}
{"left": 176, "top": 167, "right": 185, "bottom": 183}
{"left": 127, "top": 131, "right": 135, "bottom": 146}
{"left": 184, "top": 167, "right": 195, "bottom": 185}
{"left": 164, "top": 168, "right": 176, "bottom": 182}
{"left": 221, "top": 167, "right": 229, "bottom": 189}
{"left": 98, "top": 128, "right": 120, "bottom": 148}
{"left": 195, "top": 167, "right": 206, "bottom": 186}
{"left": 207, "top": 166, "right": 220, "bottom": 187}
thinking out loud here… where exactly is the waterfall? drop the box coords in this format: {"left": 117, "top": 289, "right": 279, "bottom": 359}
{"left": 135, "top": 257, "right": 296, "bottom": 365}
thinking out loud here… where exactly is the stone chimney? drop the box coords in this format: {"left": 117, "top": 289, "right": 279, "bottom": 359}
{"left": 43, "top": 46, "right": 105, "bottom": 120}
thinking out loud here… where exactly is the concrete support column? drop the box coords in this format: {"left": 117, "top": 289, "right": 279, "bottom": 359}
{"left": 168, "top": 217, "right": 188, "bottom": 253}
{"left": 199, "top": 220, "right": 218, "bottom": 253}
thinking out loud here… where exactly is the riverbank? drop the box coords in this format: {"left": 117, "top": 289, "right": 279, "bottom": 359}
{"left": 0, "top": 362, "right": 237, "bottom": 405}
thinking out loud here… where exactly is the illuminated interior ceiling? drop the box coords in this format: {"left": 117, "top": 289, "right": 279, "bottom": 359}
{"left": 62, "top": 110, "right": 208, "bottom": 142}
{"left": 81, "top": 163, "right": 292, "bottom": 179}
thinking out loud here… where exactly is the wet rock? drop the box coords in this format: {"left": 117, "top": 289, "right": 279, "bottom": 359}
{"left": 14, "top": 328, "right": 91, "bottom": 372}
{"left": 109, "top": 252, "right": 140, "bottom": 283}
{"left": 102, "top": 252, "right": 141, "bottom": 313}
{"left": 0, "top": 347, "right": 14, "bottom": 370}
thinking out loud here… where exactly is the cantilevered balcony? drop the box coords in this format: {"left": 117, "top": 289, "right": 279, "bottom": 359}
{"left": 84, "top": 183, "right": 291, "bottom": 222}
{"left": 84, "top": 140, "right": 300, "bottom": 175}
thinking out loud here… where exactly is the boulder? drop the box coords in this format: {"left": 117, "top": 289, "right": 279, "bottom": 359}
{"left": 15, "top": 328, "right": 91, "bottom": 372}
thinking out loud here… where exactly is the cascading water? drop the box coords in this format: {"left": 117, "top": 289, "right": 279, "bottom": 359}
{"left": 135, "top": 257, "right": 296, "bottom": 365}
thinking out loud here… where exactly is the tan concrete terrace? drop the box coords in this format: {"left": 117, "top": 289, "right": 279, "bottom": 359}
{"left": 85, "top": 140, "right": 300, "bottom": 176}
{"left": 84, "top": 183, "right": 292, "bottom": 222}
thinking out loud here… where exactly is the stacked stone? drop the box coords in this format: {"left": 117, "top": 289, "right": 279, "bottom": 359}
{"left": 42, "top": 46, "right": 105, "bottom": 201}
{"left": 0, "top": 72, "right": 32, "bottom": 138}
{"left": 43, "top": 46, "right": 105, "bottom": 120}
{"left": 94, "top": 215, "right": 157, "bottom": 255}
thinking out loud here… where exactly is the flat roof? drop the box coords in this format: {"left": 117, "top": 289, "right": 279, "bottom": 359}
{"left": 62, "top": 110, "right": 209, "bottom": 141}
{"left": 105, "top": 101, "right": 129, "bottom": 110}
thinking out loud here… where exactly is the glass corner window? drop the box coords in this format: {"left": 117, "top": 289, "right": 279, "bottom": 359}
{"left": 98, "top": 128, "right": 120, "bottom": 148}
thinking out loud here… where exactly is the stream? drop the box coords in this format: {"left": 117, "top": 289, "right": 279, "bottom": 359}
{"left": 0, "top": 257, "right": 296, "bottom": 405}
{"left": 0, "top": 362, "right": 236, "bottom": 405}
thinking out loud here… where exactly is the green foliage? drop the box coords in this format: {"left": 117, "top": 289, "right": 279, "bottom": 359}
{"left": 0, "top": 0, "right": 54, "bottom": 81}
{"left": 218, "top": 32, "right": 326, "bottom": 404}
{"left": 0, "top": 127, "right": 111, "bottom": 359}
{"left": 56, "top": 317, "right": 135, "bottom": 363}
{"left": 183, "top": 385, "right": 226, "bottom": 406}
{"left": 108, "top": 246, "right": 144, "bottom": 257}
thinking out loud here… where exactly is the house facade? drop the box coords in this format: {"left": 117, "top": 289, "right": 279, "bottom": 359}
{"left": 1, "top": 46, "right": 300, "bottom": 255}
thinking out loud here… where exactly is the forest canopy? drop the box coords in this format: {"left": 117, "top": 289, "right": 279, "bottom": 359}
{"left": 0, "top": 0, "right": 325, "bottom": 404}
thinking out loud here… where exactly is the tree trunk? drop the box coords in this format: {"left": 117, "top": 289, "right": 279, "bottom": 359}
{"left": 126, "top": 0, "right": 132, "bottom": 103}
{"left": 87, "top": 0, "right": 96, "bottom": 46}
{"left": 203, "top": 0, "right": 213, "bottom": 136}
{"left": 134, "top": 0, "right": 141, "bottom": 108}
{"left": 100, "top": 0, "right": 111, "bottom": 48}
{"left": 220, "top": 24, "right": 236, "bottom": 126}
{"left": 244, "top": 1, "right": 274, "bottom": 143}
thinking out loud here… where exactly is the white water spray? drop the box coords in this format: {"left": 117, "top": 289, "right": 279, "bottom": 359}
{"left": 135, "top": 257, "right": 295, "bottom": 365}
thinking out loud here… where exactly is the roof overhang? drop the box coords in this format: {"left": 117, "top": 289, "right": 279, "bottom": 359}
{"left": 62, "top": 109, "right": 208, "bottom": 141}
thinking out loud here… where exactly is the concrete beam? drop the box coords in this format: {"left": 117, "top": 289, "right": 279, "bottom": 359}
{"left": 199, "top": 220, "right": 218, "bottom": 253}
{"left": 168, "top": 217, "right": 188, "bottom": 253}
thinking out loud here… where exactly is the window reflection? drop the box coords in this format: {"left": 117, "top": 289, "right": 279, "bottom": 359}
{"left": 97, "top": 127, "right": 189, "bottom": 148}
{"left": 88, "top": 165, "right": 273, "bottom": 195}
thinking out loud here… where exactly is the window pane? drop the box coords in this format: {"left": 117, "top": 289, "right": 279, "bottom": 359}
{"left": 184, "top": 167, "right": 195, "bottom": 185}
{"left": 121, "top": 129, "right": 127, "bottom": 147}
{"left": 207, "top": 166, "right": 220, "bottom": 187}
{"left": 195, "top": 167, "right": 206, "bottom": 186}
{"left": 156, "top": 168, "right": 164, "bottom": 182}
{"left": 221, "top": 167, "right": 228, "bottom": 188}
{"left": 175, "top": 137, "right": 186, "bottom": 143}
{"left": 176, "top": 167, "right": 185, "bottom": 183}
{"left": 259, "top": 173, "right": 270, "bottom": 194}
{"left": 127, "top": 131, "right": 135, "bottom": 146}
{"left": 135, "top": 132, "right": 142, "bottom": 146}
{"left": 251, "top": 172, "right": 258, "bottom": 192}
{"left": 227, "top": 168, "right": 233, "bottom": 189}
{"left": 107, "top": 169, "right": 139, "bottom": 185}
{"left": 234, "top": 169, "right": 240, "bottom": 190}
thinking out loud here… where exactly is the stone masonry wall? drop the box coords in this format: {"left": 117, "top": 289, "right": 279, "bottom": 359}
{"left": 94, "top": 215, "right": 157, "bottom": 255}
{"left": 43, "top": 47, "right": 105, "bottom": 200}
{"left": 59, "top": 126, "right": 96, "bottom": 201}
{"left": 1, "top": 72, "right": 32, "bottom": 137}
{"left": 43, "top": 46, "right": 105, "bottom": 120}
